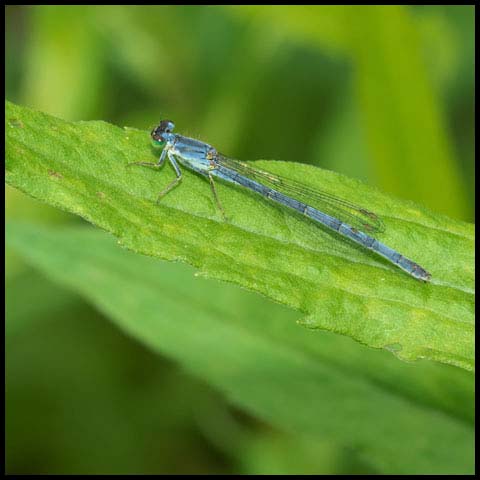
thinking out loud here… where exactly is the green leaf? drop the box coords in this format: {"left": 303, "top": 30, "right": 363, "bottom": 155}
{"left": 6, "top": 269, "right": 228, "bottom": 475}
{"left": 5, "top": 222, "right": 474, "bottom": 474}
{"left": 5, "top": 100, "right": 474, "bottom": 371}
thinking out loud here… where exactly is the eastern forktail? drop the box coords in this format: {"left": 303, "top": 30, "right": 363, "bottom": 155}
{"left": 131, "top": 120, "right": 431, "bottom": 282}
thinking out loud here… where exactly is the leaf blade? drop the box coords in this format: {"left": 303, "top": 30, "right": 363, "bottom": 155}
{"left": 5, "top": 100, "right": 474, "bottom": 370}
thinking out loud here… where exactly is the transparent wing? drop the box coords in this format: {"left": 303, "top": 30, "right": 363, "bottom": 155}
{"left": 215, "top": 155, "right": 385, "bottom": 234}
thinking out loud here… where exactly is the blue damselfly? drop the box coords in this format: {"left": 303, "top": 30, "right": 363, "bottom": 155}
{"left": 131, "top": 120, "right": 431, "bottom": 282}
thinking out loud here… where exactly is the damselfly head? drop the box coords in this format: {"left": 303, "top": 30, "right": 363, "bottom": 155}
{"left": 151, "top": 120, "right": 175, "bottom": 144}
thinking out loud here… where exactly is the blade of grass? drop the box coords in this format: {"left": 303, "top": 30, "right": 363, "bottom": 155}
{"left": 348, "top": 5, "right": 469, "bottom": 219}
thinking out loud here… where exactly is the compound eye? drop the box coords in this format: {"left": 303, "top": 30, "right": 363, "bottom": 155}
{"left": 150, "top": 128, "right": 165, "bottom": 143}
{"left": 151, "top": 128, "right": 166, "bottom": 146}
{"left": 159, "top": 119, "right": 175, "bottom": 133}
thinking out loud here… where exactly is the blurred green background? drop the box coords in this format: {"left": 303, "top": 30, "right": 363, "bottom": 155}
{"left": 5, "top": 5, "right": 474, "bottom": 474}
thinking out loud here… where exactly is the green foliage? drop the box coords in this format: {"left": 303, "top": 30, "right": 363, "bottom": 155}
{"left": 6, "top": 222, "right": 475, "bottom": 474}
{"left": 5, "top": 5, "right": 474, "bottom": 475}
{"left": 348, "top": 6, "right": 468, "bottom": 218}
{"left": 6, "top": 101, "right": 474, "bottom": 371}
{"left": 230, "top": 6, "right": 470, "bottom": 219}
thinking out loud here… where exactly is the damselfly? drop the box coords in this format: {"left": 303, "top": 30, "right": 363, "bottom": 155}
{"left": 131, "top": 120, "right": 431, "bottom": 282}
